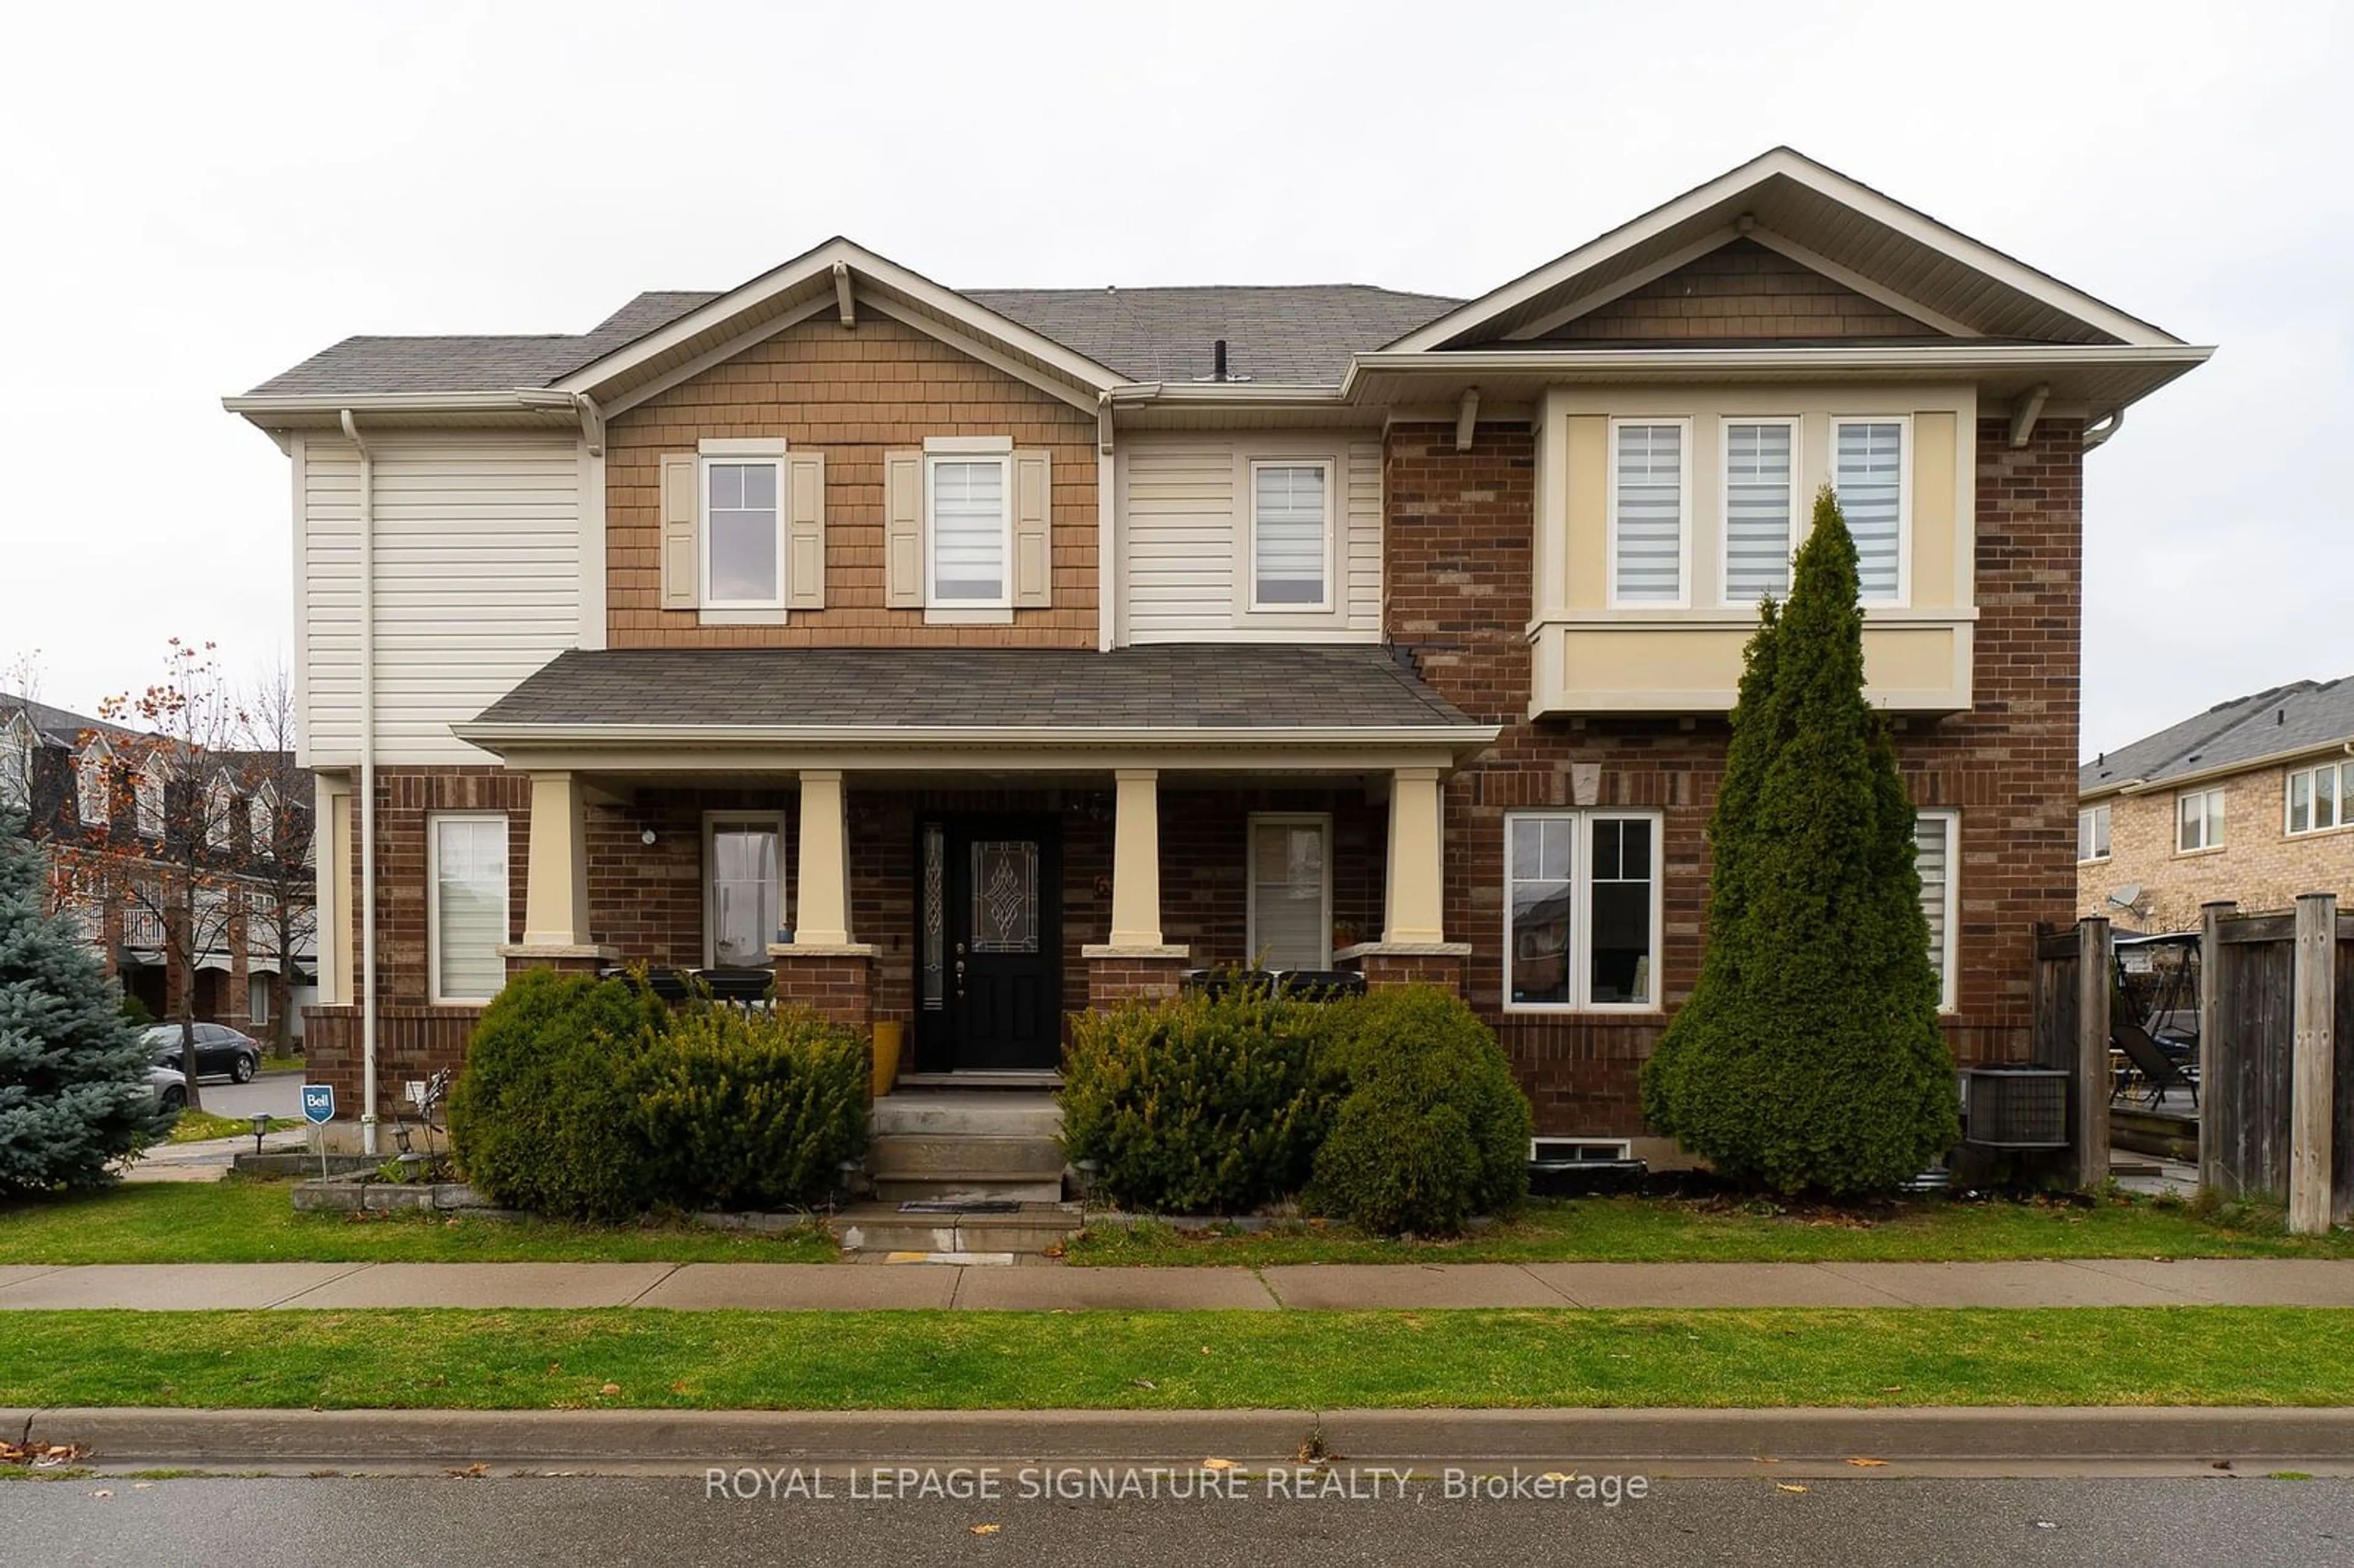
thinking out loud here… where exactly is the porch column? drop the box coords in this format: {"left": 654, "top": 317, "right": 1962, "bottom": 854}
{"left": 1083, "top": 767, "right": 1190, "bottom": 1007}
{"left": 1339, "top": 766, "right": 1470, "bottom": 994}
{"left": 501, "top": 771, "right": 614, "bottom": 977}
{"left": 795, "top": 769, "right": 853, "bottom": 945}
{"left": 774, "top": 770, "right": 874, "bottom": 1032}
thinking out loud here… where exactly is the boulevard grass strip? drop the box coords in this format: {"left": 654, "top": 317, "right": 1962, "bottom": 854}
{"left": 0, "top": 1307, "right": 2348, "bottom": 1411}
{"left": 165, "top": 1113, "right": 302, "bottom": 1145}
{"left": 0, "top": 1181, "right": 834, "bottom": 1266}
{"left": 1066, "top": 1194, "right": 2353, "bottom": 1267}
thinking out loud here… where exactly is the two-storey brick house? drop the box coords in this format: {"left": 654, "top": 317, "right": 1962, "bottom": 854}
{"left": 229, "top": 148, "right": 2207, "bottom": 1158}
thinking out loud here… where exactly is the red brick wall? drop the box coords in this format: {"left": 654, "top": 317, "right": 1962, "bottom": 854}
{"left": 1384, "top": 417, "right": 2084, "bottom": 1136}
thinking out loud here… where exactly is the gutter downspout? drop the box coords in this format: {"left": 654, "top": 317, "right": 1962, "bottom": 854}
{"left": 339, "top": 408, "right": 379, "bottom": 1155}
{"left": 2082, "top": 408, "right": 2125, "bottom": 450}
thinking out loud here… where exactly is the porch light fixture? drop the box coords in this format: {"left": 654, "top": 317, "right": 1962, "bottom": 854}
{"left": 641, "top": 828, "right": 657, "bottom": 846}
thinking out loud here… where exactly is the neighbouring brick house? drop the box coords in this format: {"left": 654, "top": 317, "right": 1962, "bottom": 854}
{"left": 2079, "top": 677, "right": 2354, "bottom": 933}
{"left": 1, "top": 694, "right": 318, "bottom": 1040}
{"left": 228, "top": 148, "right": 2208, "bottom": 1159}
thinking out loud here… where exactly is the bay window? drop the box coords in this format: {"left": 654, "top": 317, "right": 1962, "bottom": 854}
{"left": 1721, "top": 419, "right": 1797, "bottom": 604}
{"left": 1609, "top": 420, "right": 1688, "bottom": 605}
{"left": 1832, "top": 417, "right": 1908, "bottom": 603}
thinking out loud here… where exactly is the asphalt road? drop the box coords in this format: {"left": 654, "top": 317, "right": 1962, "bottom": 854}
{"left": 3, "top": 1475, "right": 2348, "bottom": 1567}
{"left": 183, "top": 1070, "right": 303, "bottom": 1121}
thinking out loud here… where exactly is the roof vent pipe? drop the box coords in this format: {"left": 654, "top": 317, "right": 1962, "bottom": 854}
{"left": 1212, "top": 340, "right": 1227, "bottom": 382}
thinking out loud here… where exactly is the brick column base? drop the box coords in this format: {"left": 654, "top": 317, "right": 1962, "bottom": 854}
{"left": 1336, "top": 943, "right": 1471, "bottom": 995}
{"left": 1081, "top": 945, "right": 1192, "bottom": 1009}
{"left": 500, "top": 944, "right": 616, "bottom": 982}
{"left": 771, "top": 946, "right": 876, "bottom": 1033}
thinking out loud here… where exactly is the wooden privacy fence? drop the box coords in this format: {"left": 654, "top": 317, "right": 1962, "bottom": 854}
{"left": 2028, "top": 918, "right": 2111, "bottom": 1190}
{"left": 2200, "top": 894, "right": 2350, "bottom": 1231}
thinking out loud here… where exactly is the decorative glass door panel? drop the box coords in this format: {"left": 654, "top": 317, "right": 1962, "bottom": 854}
{"left": 969, "top": 840, "right": 1040, "bottom": 953}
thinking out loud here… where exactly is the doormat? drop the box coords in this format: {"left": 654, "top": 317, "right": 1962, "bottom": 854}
{"left": 897, "top": 1200, "right": 1024, "bottom": 1215}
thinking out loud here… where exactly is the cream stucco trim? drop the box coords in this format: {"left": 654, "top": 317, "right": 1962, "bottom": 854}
{"left": 768, "top": 942, "right": 879, "bottom": 958}
{"left": 520, "top": 772, "right": 595, "bottom": 948}
{"left": 1335, "top": 940, "right": 1473, "bottom": 959}
{"left": 1108, "top": 769, "right": 1164, "bottom": 948}
{"left": 795, "top": 771, "right": 853, "bottom": 946}
{"left": 497, "top": 942, "right": 618, "bottom": 961}
{"left": 1384, "top": 768, "right": 1449, "bottom": 945}
{"left": 1081, "top": 943, "right": 1190, "bottom": 960}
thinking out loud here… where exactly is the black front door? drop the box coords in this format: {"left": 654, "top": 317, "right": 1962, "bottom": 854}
{"left": 915, "top": 814, "right": 1062, "bottom": 1071}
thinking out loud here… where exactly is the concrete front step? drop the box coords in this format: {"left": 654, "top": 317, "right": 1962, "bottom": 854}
{"left": 836, "top": 1201, "right": 1083, "bottom": 1255}
{"left": 872, "top": 1177, "right": 1065, "bottom": 1205}
{"left": 867, "top": 1134, "right": 1064, "bottom": 1181}
{"left": 869, "top": 1090, "right": 1062, "bottom": 1140}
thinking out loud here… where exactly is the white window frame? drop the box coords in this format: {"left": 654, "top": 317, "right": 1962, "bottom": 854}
{"left": 205, "top": 778, "right": 236, "bottom": 850}
{"left": 703, "top": 810, "right": 788, "bottom": 969}
{"left": 76, "top": 746, "right": 109, "bottom": 826}
{"left": 1917, "top": 808, "right": 1960, "bottom": 1015}
{"left": 1245, "top": 812, "right": 1333, "bottom": 970}
{"left": 2176, "top": 787, "right": 2225, "bottom": 854}
{"left": 924, "top": 448, "right": 1015, "bottom": 611}
{"left": 1606, "top": 417, "right": 1693, "bottom": 609}
{"left": 2077, "top": 802, "right": 2112, "bottom": 863}
{"left": 2284, "top": 760, "right": 2350, "bottom": 837}
{"left": 249, "top": 785, "right": 276, "bottom": 858}
{"left": 698, "top": 453, "right": 788, "bottom": 611}
{"left": 1829, "top": 414, "right": 1913, "bottom": 607}
{"left": 134, "top": 770, "right": 165, "bottom": 839}
{"left": 1718, "top": 416, "right": 1800, "bottom": 607}
{"left": 1502, "top": 809, "right": 1665, "bottom": 1014}
{"left": 1245, "top": 457, "right": 1337, "bottom": 614}
{"left": 426, "top": 812, "right": 509, "bottom": 1007}
{"left": 0, "top": 715, "right": 30, "bottom": 813}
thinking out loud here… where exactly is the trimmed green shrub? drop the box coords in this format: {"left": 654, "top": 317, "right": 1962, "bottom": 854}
{"left": 445, "top": 970, "right": 671, "bottom": 1219}
{"left": 1060, "top": 983, "right": 1336, "bottom": 1214}
{"left": 1640, "top": 486, "right": 1960, "bottom": 1195}
{"left": 637, "top": 1003, "right": 869, "bottom": 1211}
{"left": 1312, "top": 986, "right": 1533, "bottom": 1233}
{"left": 0, "top": 812, "right": 172, "bottom": 1195}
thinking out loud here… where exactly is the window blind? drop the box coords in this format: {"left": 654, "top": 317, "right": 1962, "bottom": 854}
{"left": 1252, "top": 464, "right": 1328, "bottom": 606}
{"left": 1250, "top": 820, "right": 1328, "bottom": 969}
{"left": 931, "top": 459, "right": 1007, "bottom": 602}
{"left": 1915, "top": 813, "right": 1952, "bottom": 1003}
{"left": 1612, "top": 424, "right": 1683, "bottom": 603}
{"left": 433, "top": 817, "right": 508, "bottom": 1002}
{"left": 1723, "top": 422, "right": 1794, "bottom": 603}
{"left": 1835, "top": 422, "right": 1904, "bottom": 601}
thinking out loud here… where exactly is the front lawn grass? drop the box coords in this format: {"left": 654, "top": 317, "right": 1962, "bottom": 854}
{"left": 0, "top": 1306, "right": 2347, "bottom": 1411}
{"left": 1067, "top": 1192, "right": 2354, "bottom": 1266}
{"left": 0, "top": 1179, "right": 834, "bottom": 1265}
{"left": 164, "top": 1113, "right": 301, "bottom": 1145}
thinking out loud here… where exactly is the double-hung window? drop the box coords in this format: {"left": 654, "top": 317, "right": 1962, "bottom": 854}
{"left": 1916, "top": 809, "right": 1959, "bottom": 1013}
{"left": 429, "top": 814, "right": 508, "bottom": 1005}
{"left": 1247, "top": 814, "right": 1330, "bottom": 970}
{"left": 134, "top": 771, "right": 165, "bottom": 838}
{"left": 75, "top": 748, "right": 108, "bottom": 826}
{"left": 1249, "top": 460, "right": 1332, "bottom": 610}
{"left": 1609, "top": 420, "right": 1688, "bottom": 605}
{"left": 1832, "top": 417, "right": 1908, "bottom": 603}
{"left": 2177, "top": 787, "right": 2225, "bottom": 853}
{"left": 1721, "top": 419, "right": 1797, "bottom": 604}
{"left": 1504, "top": 811, "right": 1661, "bottom": 1010}
{"left": 926, "top": 450, "right": 1012, "bottom": 607}
{"left": 706, "top": 813, "right": 783, "bottom": 969}
{"left": 2077, "top": 803, "right": 2111, "bottom": 862}
{"left": 2287, "top": 761, "right": 2348, "bottom": 835}
{"left": 701, "top": 456, "right": 786, "bottom": 609}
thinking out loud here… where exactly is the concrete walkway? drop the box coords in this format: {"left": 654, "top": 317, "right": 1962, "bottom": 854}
{"left": 4, "top": 1257, "right": 2353, "bottom": 1311}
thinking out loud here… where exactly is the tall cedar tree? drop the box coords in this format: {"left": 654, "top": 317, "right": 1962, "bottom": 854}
{"left": 0, "top": 809, "right": 170, "bottom": 1194}
{"left": 1640, "top": 487, "right": 1959, "bottom": 1194}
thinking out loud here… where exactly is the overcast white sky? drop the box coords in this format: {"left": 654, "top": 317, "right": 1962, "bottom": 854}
{"left": 1, "top": 1, "right": 2344, "bottom": 757}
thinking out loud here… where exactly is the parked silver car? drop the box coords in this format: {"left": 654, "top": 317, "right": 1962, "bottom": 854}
{"left": 147, "top": 1063, "right": 188, "bottom": 1114}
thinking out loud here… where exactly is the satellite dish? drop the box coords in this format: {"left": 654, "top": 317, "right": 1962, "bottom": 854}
{"left": 2106, "top": 885, "right": 2143, "bottom": 911}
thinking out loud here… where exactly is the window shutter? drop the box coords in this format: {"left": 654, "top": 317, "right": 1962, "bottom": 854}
{"left": 1011, "top": 449, "right": 1051, "bottom": 609}
{"left": 883, "top": 449, "right": 925, "bottom": 608}
{"left": 659, "top": 453, "right": 698, "bottom": 609}
{"left": 783, "top": 452, "right": 826, "bottom": 611}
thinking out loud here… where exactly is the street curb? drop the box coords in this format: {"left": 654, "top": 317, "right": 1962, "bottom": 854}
{"left": 12, "top": 1406, "right": 2353, "bottom": 1470}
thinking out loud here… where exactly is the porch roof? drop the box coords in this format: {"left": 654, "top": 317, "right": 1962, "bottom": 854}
{"left": 454, "top": 646, "right": 1496, "bottom": 765}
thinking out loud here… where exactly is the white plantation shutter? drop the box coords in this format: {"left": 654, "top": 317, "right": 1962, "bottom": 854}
{"left": 1915, "top": 811, "right": 1956, "bottom": 1010}
{"left": 1249, "top": 818, "right": 1329, "bottom": 970}
{"left": 929, "top": 457, "right": 1007, "bottom": 603}
{"left": 433, "top": 816, "right": 508, "bottom": 1003}
{"left": 1835, "top": 421, "right": 1905, "bottom": 601}
{"left": 1723, "top": 421, "right": 1795, "bottom": 603}
{"left": 1252, "top": 463, "right": 1329, "bottom": 606}
{"left": 1612, "top": 423, "right": 1684, "bottom": 603}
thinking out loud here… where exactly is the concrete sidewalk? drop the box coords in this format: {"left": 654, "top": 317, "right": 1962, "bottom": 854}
{"left": 4, "top": 1257, "right": 2353, "bottom": 1311}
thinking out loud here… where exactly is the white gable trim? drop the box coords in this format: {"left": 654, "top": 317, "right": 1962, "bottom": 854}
{"left": 554, "top": 237, "right": 1127, "bottom": 403}
{"left": 1385, "top": 147, "right": 2176, "bottom": 354}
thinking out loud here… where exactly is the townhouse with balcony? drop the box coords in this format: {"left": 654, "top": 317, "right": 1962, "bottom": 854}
{"left": 2, "top": 694, "right": 318, "bottom": 1041}
{"left": 2079, "top": 676, "right": 2354, "bottom": 933}
{"left": 227, "top": 148, "right": 2207, "bottom": 1157}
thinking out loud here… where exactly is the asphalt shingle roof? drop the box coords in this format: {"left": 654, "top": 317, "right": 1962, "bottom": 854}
{"left": 471, "top": 646, "right": 1477, "bottom": 733}
{"left": 243, "top": 281, "right": 1460, "bottom": 399}
{"left": 2082, "top": 677, "right": 2354, "bottom": 794}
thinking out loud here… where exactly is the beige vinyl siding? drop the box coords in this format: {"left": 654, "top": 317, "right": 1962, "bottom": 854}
{"left": 296, "top": 434, "right": 582, "bottom": 767}
{"left": 1118, "top": 434, "right": 1382, "bottom": 644}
